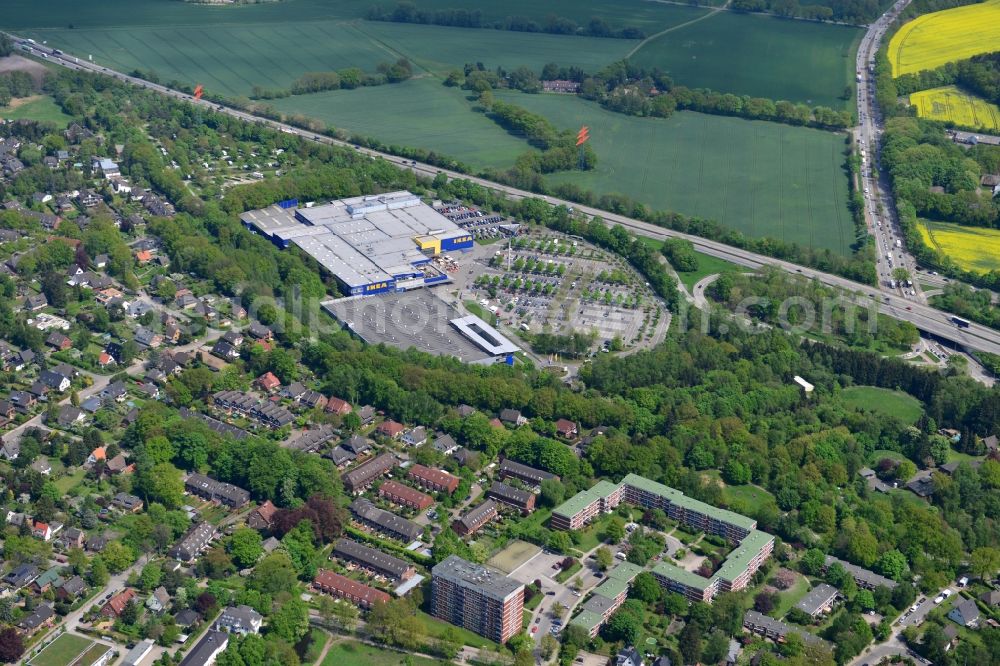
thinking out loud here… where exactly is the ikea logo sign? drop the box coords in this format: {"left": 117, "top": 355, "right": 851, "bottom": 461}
{"left": 365, "top": 282, "right": 389, "bottom": 292}
{"left": 455, "top": 236, "right": 471, "bottom": 243}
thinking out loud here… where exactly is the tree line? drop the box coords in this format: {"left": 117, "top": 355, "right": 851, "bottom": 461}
{"left": 248, "top": 60, "right": 413, "bottom": 100}
{"left": 365, "top": 2, "right": 646, "bottom": 39}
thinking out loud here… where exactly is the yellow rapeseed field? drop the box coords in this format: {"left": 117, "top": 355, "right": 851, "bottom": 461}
{"left": 889, "top": 0, "right": 1000, "bottom": 76}
{"left": 918, "top": 219, "right": 1000, "bottom": 273}
{"left": 910, "top": 86, "right": 1000, "bottom": 131}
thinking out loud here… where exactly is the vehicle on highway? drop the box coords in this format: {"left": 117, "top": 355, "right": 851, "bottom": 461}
{"left": 952, "top": 316, "right": 971, "bottom": 329}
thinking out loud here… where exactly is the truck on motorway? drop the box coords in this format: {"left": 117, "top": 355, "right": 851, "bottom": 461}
{"left": 952, "top": 316, "right": 971, "bottom": 329}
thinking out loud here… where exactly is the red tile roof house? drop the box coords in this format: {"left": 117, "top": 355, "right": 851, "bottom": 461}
{"left": 408, "top": 464, "right": 460, "bottom": 494}
{"left": 101, "top": 588, "right": 138, "bottom": 618}
{"left": 255, "top": 372, "right": 281, "bottom": 393}
{"left": 555, "top": 419, "right": 579, "bottom": 440}
{"left": 247, "top": 500, "right": 278, "bottom": 530}
{"left": 326, "top": 397, "right": 352, "bottom": 416}
{"left": 378, "top": 480, "right": 434, "bottom": 511}
{"left": 97, "top": 352, "right": 115, "bottom": 368}
{"left": 135, "top": 250, "right": 153, "bottom": 264}
{"left": 314, "top": 569, "right": 390, "bottom": 609}
{"left": 376, "top": 420, "right": 405, "bottom": 439}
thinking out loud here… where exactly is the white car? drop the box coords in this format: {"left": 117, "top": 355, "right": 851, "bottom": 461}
{"left": 934, "top": 594, "right": 945, "bottom": 604}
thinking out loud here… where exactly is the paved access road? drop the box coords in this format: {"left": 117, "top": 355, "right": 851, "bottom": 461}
{"left": 11, "top": 36, "right": 1000, "bottom": 355}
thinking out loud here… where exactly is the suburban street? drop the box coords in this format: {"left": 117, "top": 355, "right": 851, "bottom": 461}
{"left": 1, "top": 328, "right": 222, "bottom": 447}
{"left": 6, "top": 37, "right": 1000, "bottom": 357}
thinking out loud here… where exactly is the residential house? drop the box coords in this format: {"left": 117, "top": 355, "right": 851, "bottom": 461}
{"left": 256, "top": 372, "right": 281, "bottom": 393}
{"left": 342, "top": 435, "right": 371, "bottom": 456}
{"left": 39, "top": 369, "right": 71, "bottom": 392}
{"left": 56, "top": 576, "right": 86, "bottom": 601}
{"left": 18, "top": 603, "right": 54, "bottom": 636}
{"left": 113, "top": 492, "right": 144, "bottom": 513}
{"left": 169, "top": 522, "right": 218, "bottom": 562}
{"left": 147, "top": 586, "right": 171, "bottom": 613}
{"left": 57, "top": 405, "right": 86, "bottom": 428}
{"left": 30, "top": 568, "right": 65, "bottom": 594}
{"left": 247, "top": 321, "right": 272, "bottom": 340}
{"left": 376, "top": 420, "right": 405, "bottom": 439}
{"left": 178, "top": 631, "right": 228, "bottom": 666}
{"left": 0, "top": 440, "right": 19, "bottom": 461}
{"left": 282, "top": 382, "right": 307, "bottom": 402}
{"left": 487, "top": 481, "right": 536, "bottom": 513}
{"left": 948, "top": 598, "right": 981, "bottom": 627}
{"left": 452, "top": 499, "right": 498, "bottom": 537}
{"left": 325, "top": 397, "right": 352, "bottom": 415}
{"left": 134, "top": 327, "right": 163, "bottom": 349}
{"left": 499, "top": 408, "right": 527, "bottom": 426}
{"left": 31, "top": 457, "right": 52, "bottom": 475}
{"left": 299, "top": 390, "right": 326, "bottom": 410}
{"left": 615, "top": 647, "right": 643, "bottom": 666}
{"left": 313, "top": 569, "right": 390, "bottom": 610}
{"left": 3, "top": 564, "right": 40, "bottom": 590}
{"left": 185, "top": 473, "right": 250, "bottom": 508}
{"left": 24, "top": 293, "right": 47, "bottom": 311}
{"left": 433, "top": 433, "right": 459, "bottom": 455}
{"left": 401, "top": 426, "right": 427, "bottom": 447}
{"left": 215, "top": 605, "right": 263, "bottom": 635}
{"left": 60, "top": 527, "right": 86, "bottom": 549}
{"left": 247, "top": 500, "right": 278, "bottom": 531}
{"left": 211, "top": 339, "right": 240, "bottom": 361}
{"left": 555, "top": 419, "right": 578, "bottom": 440}
{"left": 101, "top": 588, "right": 138, "bottom": 618}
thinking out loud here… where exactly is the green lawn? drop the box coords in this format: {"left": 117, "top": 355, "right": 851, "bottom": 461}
{"left": 53, "top": 468, "right": 87, "bottom": 494}
{"left": 638, "top": 236, "right": 744, "bottom": 290}
{"left": 28, "top": 633, "right": 93, "bottom": 666}
{"left": 722, "top": 483, "right": 777, "bottom": 511}
{"left": 554, "top": 560, "right": 583, "bottom": 584}
{"left": 869, "top": 449, "right": 908, "bottom": 464}
{"left": 415, "top": 610, "right": 498, "bottom": 650}
{"left": 463, "top": 299, "right": 499, "bottom": 326}
{"left": 630, "top": 10, "right": 861, "bottom": 108}
{"left": 320, "top": 640, "right": 447, "bottom": 666}
{"left": 501, "top": 92, "right": 854, "bottom": 254}
{"left": 0, "top": 96, "right": 74, "bottom": 125}
{"left": 773, "top": 575, "right": 811, "bottom": 619}
{"left": 840, "top": 386, "right": 923, "bottom": 424}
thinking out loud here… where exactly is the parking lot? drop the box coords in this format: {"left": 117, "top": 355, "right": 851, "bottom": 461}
{"left": 456, "top": 230, "right": 665, "bottom": 355}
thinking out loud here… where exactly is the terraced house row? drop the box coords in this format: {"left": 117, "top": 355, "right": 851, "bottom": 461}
{"left": 554, "top": 474, "right": 773, "bottom": 603}
{"left": 211, "top": 390, "right": 294, "bottom": 428}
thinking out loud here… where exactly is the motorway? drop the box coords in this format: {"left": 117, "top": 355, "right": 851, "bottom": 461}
{"left": 854, "top": 0, "right": 922, "bottom": 302}
{"left": 11, "top": 35, "right": 1000, "bottom": 356}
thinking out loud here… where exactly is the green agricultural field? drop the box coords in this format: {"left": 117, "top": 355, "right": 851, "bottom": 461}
{"left": 272, "top": 79, "right": 528, "bottom": 170}
{"left": 501, "top": 92, "right": 854, "bottom": 254}
{"left": 629, "top": 11, "right": 862, "bottom": 108}
{"left": 0, "top": 95, "right": 74, "bottom": 125}
{"left": 840, "top": 386, "right": 923, "bottom": 423}
{"left": 6, "top": 0, "right": 858, "bottom": 107}
{"left": 28, "top": 634, "right": 93, "bottom": 666}
{"left": 2, "top": 0, "right": 700, "bottom": 33}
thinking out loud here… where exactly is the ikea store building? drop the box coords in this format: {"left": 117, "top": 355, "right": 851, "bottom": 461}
{"left": 240, "top": 191, "right": 473, "bottom": 296}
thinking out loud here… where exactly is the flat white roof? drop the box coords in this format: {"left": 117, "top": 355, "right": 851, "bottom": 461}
{"left": 242, "top": 191, "right": 467, "bottom": 289}
{"left": 450, "top": 315, "right": 519, "bottom": 356}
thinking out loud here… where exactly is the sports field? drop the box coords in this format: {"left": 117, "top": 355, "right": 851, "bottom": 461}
{"left": 918, "top": 219, "right": 1000, "bottom": 273}
{"left": 487, "top": 539, "right": 540, "bottom": 573}
{"left": 629, "top": 11, "right": 862, "bottom": 108}
{"left": 910, "top": 86, "right": 1000, "bottom": 131}
{"left": 840, "top": 386, "right": 923, "bottom": 423}
{"left": 888, "top": 0, "right": 1000, "bottom": 76}
{"left": 28, "top": 634, "right": 92, "bottom": 666}
{"left": 502, "top": 92, "right": 854, "bottom": 254}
